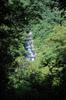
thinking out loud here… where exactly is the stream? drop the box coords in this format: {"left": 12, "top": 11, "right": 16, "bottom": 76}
{"left": 25, "top": 31, "right": 36, "bottom": 61}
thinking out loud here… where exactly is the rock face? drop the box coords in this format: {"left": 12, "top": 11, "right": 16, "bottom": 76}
{"left": 25, "top": 31, "right": 36, "bottom": 61}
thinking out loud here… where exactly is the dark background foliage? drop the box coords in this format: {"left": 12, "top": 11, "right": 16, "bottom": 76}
{"left": 0, "top": 0, "right": 66, "bottom": 99}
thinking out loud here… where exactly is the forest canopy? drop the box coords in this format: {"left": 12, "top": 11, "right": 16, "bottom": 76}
{"left": 0, "top": 0, "right": 66, "bottom": 99}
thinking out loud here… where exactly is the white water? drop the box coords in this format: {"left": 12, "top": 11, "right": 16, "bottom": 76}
{"left": 25, "top": 31, "right": 36, "bottom": 61}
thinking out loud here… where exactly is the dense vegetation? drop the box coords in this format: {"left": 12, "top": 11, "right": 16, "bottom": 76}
{"left": 0, "top": 0, "right": 66, "bottom": 99}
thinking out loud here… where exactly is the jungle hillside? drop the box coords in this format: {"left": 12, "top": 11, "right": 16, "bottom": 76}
{"left": 0, "top": 0, "right": 66, "bottom": 99}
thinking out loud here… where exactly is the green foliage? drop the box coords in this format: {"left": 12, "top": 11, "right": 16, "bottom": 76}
{"left": 0, "top": 0, "right": 66, "bottom": 99}
{"left": 8, "top": 65, "right": 63, "bottom": 99}
{"left": 40, "top": 25, "right": 66, "bottom": 67}
{"left": 8, "top": 66, "right": 50, "bottom": 89}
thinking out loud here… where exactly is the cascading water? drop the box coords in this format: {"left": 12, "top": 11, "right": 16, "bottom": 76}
{"left": 25, "top": 31, "right": 36, "bottom": 61}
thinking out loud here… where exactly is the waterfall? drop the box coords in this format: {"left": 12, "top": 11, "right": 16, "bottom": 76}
{"left": 25, "top": 31, "right": 36, "bottom": 61}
